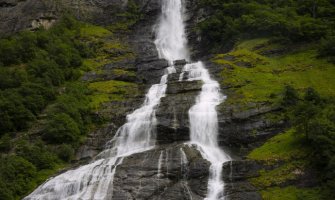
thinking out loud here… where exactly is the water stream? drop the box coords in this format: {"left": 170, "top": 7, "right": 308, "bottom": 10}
{"left": 24, "top": 0, "right": 187, "bottom": 199}
{"left": 25, "top": 0, "right": 230, "bottom": 199}
{"left": 183, "top": 62, "right": 231, "bottom": 200}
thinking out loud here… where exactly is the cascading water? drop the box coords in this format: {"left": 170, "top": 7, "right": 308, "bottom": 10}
{"left": 183, "top": 62, "right": 231, "bottom": 200}
{"left": 155, "top": 0, "right": 190, "bottom": 63}
{"left": 25, "top": 0, "right": 230, "bottom": 199}
{"left": 24, "top": 0, "right": 188, "bottom": 200}
{"left": 25, "top": 66, "right": 169, "bottom": 200}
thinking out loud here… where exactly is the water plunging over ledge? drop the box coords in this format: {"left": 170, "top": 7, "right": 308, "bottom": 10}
{"left": 25, "top": 0, "right": 231, "bottom": 199}
{"left": 182, "top": 62, "right": 231, "bottom": 200}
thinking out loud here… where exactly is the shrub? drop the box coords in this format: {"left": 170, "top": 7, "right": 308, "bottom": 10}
{"left": 42, "top": 113, "right": 81, "bottom": 145}
{"left": 0, "top": 155, "right": 36, "bottom": 197}
{"left": 57, "top": 144, "right": 75, "bottom": 162}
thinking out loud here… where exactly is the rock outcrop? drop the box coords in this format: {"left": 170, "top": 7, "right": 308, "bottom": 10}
{"left": 113, "top": 144, "right": 210, "bottom": 200}
{"left": 222, "top": 161, "right": 262, "bottom": 200}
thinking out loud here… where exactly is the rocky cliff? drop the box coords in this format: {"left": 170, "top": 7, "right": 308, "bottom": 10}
{"left": 1, "top": 0, "right": 290, "bottom": 199}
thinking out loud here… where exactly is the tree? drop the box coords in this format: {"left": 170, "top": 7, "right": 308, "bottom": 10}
{"left": 282, "top": 85, "right": 299, "bottom": 107}
{"left": 42, "top": 113, "right": 80, "bottom": 145}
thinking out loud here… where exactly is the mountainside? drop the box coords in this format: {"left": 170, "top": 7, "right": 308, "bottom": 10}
{"left": 0, "top": 0, "right": 334, "bottom": 200}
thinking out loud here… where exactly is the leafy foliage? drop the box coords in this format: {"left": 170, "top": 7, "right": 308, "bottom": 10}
{"left": 0, "top": 16, "right": 96, "bottom": 199}
{"left": 282, "top": 87, "right": 335, "bottom": 199}
{"left": 197, "top": 0, "right": 335, "bottom": 55}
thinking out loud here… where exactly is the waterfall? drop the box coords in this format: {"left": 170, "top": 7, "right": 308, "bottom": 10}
{"left": 24, "top": 66, "right": 170, "bottom": 200}
{"left": 183, "top": 62, "right": 231, "bottom": 200}
{"left": 155, "top": 0, "right": 190, "bottom": 63}
{"left": 25, "top": 0, "right": 230, "bottom": 199}
{"left": 24, "top": 1, "right": 187, "bottom": 199}
{"left": 157, "top": 151, "right": 164, "bottom": 178}
{"left": 159, "top": 0, "right": 231, "bottom": 198}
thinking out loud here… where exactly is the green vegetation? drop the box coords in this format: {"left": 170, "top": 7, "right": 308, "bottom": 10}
{"left": 281, "top": 87, "right": 335, "bottom": 198}
{"left": 88, "top": 80, "right": 139, "bottom": 109}
{"left": 0, "top": 2, "right": 142, "bottom": 196}
{"left": 214, "top": 38, "right": 335, "bottom": 108}
{"left": 0, "top": 15, "right": 122, "bottom": 199}
{"left": 248, "top": 129, "right": 307, "bottom": 164}
{"left": 197, "top": 0, "right": 335, "bottom": 61}
{"left": 261, "top": 186, "right": 321, "bottom": 200}
{"left": 246, "top": 87, "right": 335, "bottom": 199}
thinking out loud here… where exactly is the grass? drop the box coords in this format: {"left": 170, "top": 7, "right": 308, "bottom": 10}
{"left": 251, "top": 161, "right": 305, "bottom": 188}
{"left": 248, "top": 129, "right": 307, "bottom": 164}
{"left": 89, "top": 80, "right": 137, "bottom": 94}
{"left": 89, "top": 93, "right": 110, "bottom": 111}
{"left": 261, "top": 186, "right": 321, "bottom": 200}
{"left": 88, "top": 80, "right": 139, "bottom": 110}
{"left": 112, "top": 69, "right": 136, "bottom": 77}
{"left": 247, "top": 129, "right": 321, "bottom": 198}
{"left": 214, "top": 38, "right": 335, "bottom": 107}
{"left": 80, "top": 24, "right": 111, "bottom": 38}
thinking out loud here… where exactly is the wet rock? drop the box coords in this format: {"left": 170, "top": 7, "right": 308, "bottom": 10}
{"left": 222, "top": 160, "right": 261, "bottom": 182}
{"left": 217, "top": 103, "right": 286, "bottom": 153}
{"left": 112, "top": 144, "right": 210, "bottom": 199}
{"left": 166, "top": 80, "right": 202, "bottom": 94}
{"left": 221, "top": 161, "right": 262, "bottom": 200}
{"left": 75, "top": 123, "right": 118, "bottom": 161}
{"left": 156, "top": 80, "right": 202, "bottom": 144}
{"left": 174, "top": 59, "right": 187, "bottom": 66}
{"left": 136, "top": 58, "right": 169, "bottom": 84}
{"left": 235, "top": 61, "right": 253, "bottom": 68}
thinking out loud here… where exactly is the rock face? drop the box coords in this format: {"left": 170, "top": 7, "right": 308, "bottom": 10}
{"left": 113, "top": 144, "right": 210, "bottom": 200}
{"left": 222, "top": 161, "right": 262, "bottom": 200}
{"left": 156, "top": 77, "right": 203, "bottom": 144}
{"left": 8, "top": 0, "right": 289, "bottom": 199}
{"left": 0, "top": 0, "right": 159, "bottom": 35}
{"left": 76, "top": 0, "right": 163, "bottom": 161}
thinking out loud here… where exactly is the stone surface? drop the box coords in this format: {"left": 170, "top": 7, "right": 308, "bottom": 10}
{"left": 156, "top": 80, "right": 202, "bottom": 144}
{"left": 112, "top": 143, "right": 210, "bottom": 200}
{"left": 222, "top": 160, "right": 263, "bottom": 200}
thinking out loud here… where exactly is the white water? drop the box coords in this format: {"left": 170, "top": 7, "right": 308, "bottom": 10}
{"left": 183, "top": 62, "right": 231, "bottom": 200}
{"left": 25, "top": 69, "right": 169, "bottom": 200}
{"left": 155, "top": 0, "right": 190, "bottom": 63}
{"left": 25, "top": 0, "right": 230, "bottom": 199}
{"left": 25, "top": 0, "right": 189, "bottom": 199}
{"left": 157, "top": 151, "right": 164, "bottom": 178}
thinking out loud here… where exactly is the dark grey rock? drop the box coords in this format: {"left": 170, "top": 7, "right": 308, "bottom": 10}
{"left": 136, "top": 58, "right": 169, "bottom": 84}
{"left": 222, "top": 160, "right": 261, "bottom": 182}
{"left": 166, "top": 80, "right": 202, "bottom": 94}
{"left": 112, "top": 144, "right": 210, "bottom": 199}
{"left": 174, "top": 59, "right": 187, "bottom": 66}
{"left": 156, "top": 80, "right": 202, "bottom": 144}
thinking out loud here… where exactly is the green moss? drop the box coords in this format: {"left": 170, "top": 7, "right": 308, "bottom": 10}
{"left": 88, "top": 80, "right": 139, "bottom": 109}
{"left": 261, "top": 186, "right": 321, "bottom": 200}
{"left": 112, "top": 69, "right": 136, "bottom": 77}
{"left": 80, "top": 24, "right": 111, "bottom": 38}
{"left": 251, "top": 161, "right": 305, "bottom": 188}
{"left": 235, "top": 38, "right": 271, "bottom": 51}
{"left": 89, "top": 93, "right": 110, "bottom": 111}
{"left": 82, "top": 58, "right": 109, "bottom": 72}
{"left": 248, "top": 129, "right": 307, "bottom": 164}
{"left": 215, "top": 39, "right": 335, "bottom": 106}
{"left": 89, "top": 80, "right": 137, "bottom": 93}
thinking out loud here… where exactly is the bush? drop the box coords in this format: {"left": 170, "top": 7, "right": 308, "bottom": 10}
{"left": 282, "top": 85, "right": 299, "bottom": 107}
{"left": 0, "top": 134, "right": 12, "bottom": 152}
{"left": 281, "top": 86, "right": 335, "bottom": 198}
{"left": 57, "top": 144, "right": 75, "bottom": 162}
{"left": 319, "top": 36, "right": 335, "bottom": 63}
{"left": 42, "top": 113, "right": 81, "bottom": 145}
{"left": 16, "top": 141, "right": 58, "bottom": 170}
{"left": 0, "top": 155, "right": 36, "bottom": 198}
{"left": 196, "top": 0, "right": 335, "bottom": 51}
